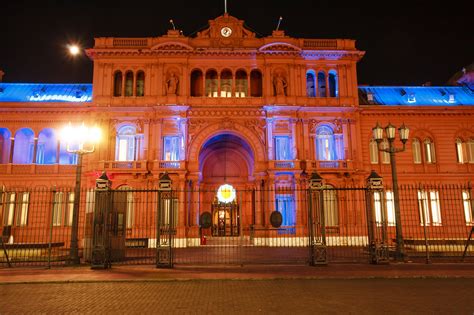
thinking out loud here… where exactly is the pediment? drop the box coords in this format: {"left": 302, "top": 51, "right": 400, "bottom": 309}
{"left": 151, "top": 41, "right": 194, "bottom": 51}
{"left": 259, "top": 42, "right": 302, "bottom": 53}
{"left": 196, "top": 14, "right": 255, "bottom": 39}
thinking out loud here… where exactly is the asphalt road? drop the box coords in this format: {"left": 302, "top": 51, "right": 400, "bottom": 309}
{"left": 1, "top": 279, "right": 473, "bottom": 314}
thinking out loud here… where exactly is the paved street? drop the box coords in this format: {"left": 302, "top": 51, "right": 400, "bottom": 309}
{"left": 1, "top": 278, "right": 473, "bottom": 314}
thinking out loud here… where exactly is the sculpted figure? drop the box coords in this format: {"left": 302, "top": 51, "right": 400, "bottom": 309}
{"left": 166, "top": 72, "right": 179, "bottom": 95}
{"left": 273, "top": 73, "right": 287, "bottom": 96}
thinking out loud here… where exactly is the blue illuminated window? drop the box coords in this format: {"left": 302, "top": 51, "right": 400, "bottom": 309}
{"left": 328, "top": 70, "right": 338, "bottom": 97}
{"left": 316, "top": 126, "right": 336, "bottom": 161}
{"left": 317, "top": 71, "right": 326, "bottom": 97}
{"left": 275, "top": 194, "right": 296, "bottom": 228}
{"left": 0, "top": 128, "right": 11, "bottom": 164}
{"left": 163, "top": 136, "right": 180, "bottom": 161}
{"left": 274, "top": 136, "right": 291, "bottom": 160}
{"left": 306, "top": 71, "right": 316, "bottom": 97}
{"left": 13, "top": 128, "right": 35, "bottom": 164}
{"left": 36, "top": 128, "right": 57, "bottom": 165}
{"left": 59, "top": 141, "right": 78, "bottom": 165}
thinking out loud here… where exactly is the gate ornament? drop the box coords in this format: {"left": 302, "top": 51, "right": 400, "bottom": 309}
{"left": 270, "top": 211, "right": 283, "bottom": 228}
{"left": 200, "top": 212, "right": 212, "bottom": 229}
{"left": 217, "top": 184, "right": 236, "bottom": 203}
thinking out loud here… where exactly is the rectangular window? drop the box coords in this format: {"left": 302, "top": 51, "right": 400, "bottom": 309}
{"left": 274, "top": 136, "right": 291, "bottom": 160}
{"left": 323, "top": 189, "right": 338, "bottom": 226}
{"left": 16, "top": 192, "right": 29, "bottom": 226}
{"left": 425, "top": 141, "right": 436, "bottom": 164}
{"left": 418, "top": 190, "right": 442, "bottom": 226}
{"left": 163, "top": 136, "right": 180, "bottom": 161}
{"left": 85, "top": 189, "right": 95, "bottom": 214}
{"left": 381, "top": 140, "right": 390, "bottom": 164}
{"left": 275, "top": 194, "right": 296, "bottom": 226}
{"left": 456, "top": 141, "right": 465, "bottom": 164}
{"left": 65, "top": 192, "right": 75, "bottom": 227}
{"left": 3, "top": 193, "right": 16, "bottom": 226}
{"left": 52, "top": 192, "right": 64, "bottom": 226}
{"left": 373, "top": 191, "right": 396, "bottom": 227}
{"left": 369, "top": 140, "right": 379, "bottom": 164}
{"left": 160, "top": 198, "right": 178, "bottom": 228}
{"left": 462, "top": 191, "right": 473, "bottom": 225}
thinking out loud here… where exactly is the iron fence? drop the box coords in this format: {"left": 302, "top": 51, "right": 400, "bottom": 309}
{"left": 0, "top": 183, "right": 473, "bottom": 268}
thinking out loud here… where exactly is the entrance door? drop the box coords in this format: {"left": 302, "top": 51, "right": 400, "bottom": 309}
{"left": 211, "top": 200, "right": 239, "bottom": 236}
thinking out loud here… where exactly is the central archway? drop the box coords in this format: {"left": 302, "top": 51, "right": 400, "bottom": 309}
{"left": 199, "top": 133, "right": 254, "bottom": 186}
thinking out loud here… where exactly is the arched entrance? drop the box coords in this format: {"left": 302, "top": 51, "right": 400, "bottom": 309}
{"left": 199, "top": 133, "right": 254, "bottom": 236}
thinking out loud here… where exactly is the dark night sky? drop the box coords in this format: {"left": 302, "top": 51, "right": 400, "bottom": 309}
{"left": 1, "top": 0, "right": 472, "bottom": 85}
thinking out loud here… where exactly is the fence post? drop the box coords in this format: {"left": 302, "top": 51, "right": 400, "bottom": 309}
{"left": 156, "top": 172, "right": 173, "bottom": 268}
{"left": 308, "top": 172, "right": 327, "bottom": 266}
{"left": 91, "top": 172, "right": 112, "bottom": 269}
{"left": 366, "top": 170, "right": 389, "bottom": 264}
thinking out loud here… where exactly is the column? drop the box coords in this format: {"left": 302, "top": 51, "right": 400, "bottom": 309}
{"left": 302, "top": 119, "right": 310, "bottom": 161}
{"left": 267, "top": 118, "right": 274, "bottom": 160}
{"left": 9, "top": 137, "right": 15, "bottom": 163}
{"left": 155, "top": 119, "right": 162, "bottom": 161}
{"left": 290, "top": 118, "right": 297, "bottom": 160}
{"left": 143, "top": 120, "right": 150, "bottom": 161}
{"left": 32, "top": 137, "right": 38, "bottom": 164}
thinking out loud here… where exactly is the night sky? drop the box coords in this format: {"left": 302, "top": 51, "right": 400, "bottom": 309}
{"left": 1, "top": 0, "right": 472, "bottom": 86}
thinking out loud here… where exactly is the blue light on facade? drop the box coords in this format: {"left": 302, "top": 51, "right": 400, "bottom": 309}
{"left": 0, "top": 83, "right": 92, "bottom": 103}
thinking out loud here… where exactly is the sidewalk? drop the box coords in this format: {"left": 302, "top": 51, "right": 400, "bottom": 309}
{"left": 1, "top": 263, "right": 474, "bottom": 284}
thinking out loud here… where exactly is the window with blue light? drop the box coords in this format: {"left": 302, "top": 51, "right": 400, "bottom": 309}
{"left": 163, "top": 136, "right": 180, "bottom": 161}
{"left": 274, "top": 136, "right": 291, "bottom": 160}
{"left": 316, "top": 126, "right": 336, "bottom": 161}
{"left": 328, "top": 70, "right": 338, "bottom": 97}
{"left": 0, "top": 128, "right": 11, "bottom": 164}
{"left": 275, "top": 194, "right": 296, "bottom": 234}
{"left": 36, "top": 128, "right": 57, "bottom": 165}
{"left": 59, "top": 141, "right": 78, "bottom": 165}
{"left": 306, "top": 71, "right": 316, "bottom": 97}
{"left": 13, "top": 128, "right": 35, "bottom": 164}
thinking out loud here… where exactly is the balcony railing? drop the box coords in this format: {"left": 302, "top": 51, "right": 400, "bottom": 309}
{"left": 100, "top": 160, "right": 148, "bottom": 173}
{"left": 0, "top": 164, "right": 77, "bottom": 175}
{"left": 310, "top": 160, "right": 352, "bottom": 170}
{"left": 151, "top": 160, "right": 185, "bottom": 171}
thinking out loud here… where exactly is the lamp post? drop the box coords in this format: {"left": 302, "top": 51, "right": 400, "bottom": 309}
{"left": 372, "top": 122, "right": 409, "bottom": 261}
{"left": 61, "top": 123, "right": 101, "bottom": 265}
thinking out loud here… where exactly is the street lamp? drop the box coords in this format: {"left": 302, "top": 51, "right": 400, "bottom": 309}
{"left": 372, "top": 122, "right": 409, "bottom": 261}
{"left": 61, "top": 123, "right": 101, "bottom": 265}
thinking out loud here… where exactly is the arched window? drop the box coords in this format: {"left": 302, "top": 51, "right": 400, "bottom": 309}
{"left": 456, "top": 138, "right": 465, "bottom": 164}
{"left": 36, "top": 128, "right": 57, "bottom": 165}
{"left": 113, "top": 71, "right": 123, "bottom": 97}
{"left": 369, "top": 139, "right": 379, "bottom": 164}
{"left": 306, "top": 71, "right": 316, "bottom": 97}
{"left": 250, "top": 69, "right": 263, "bottom": 97}
{"left": 13, "top": 128, "right": 35, "bottom": 164}
{"left": 316, "top": 126, "right": 336, "bottom": 161}
{"left": 468, "top": 139, "right": 474, "bottom": 163}
{"left": 124, "top": 71, "right": 134, "bottom": 97}
{"left": 235, "top": 70, "right": 248, "bottom": 97}
{"left": 135, "top": 71, "right": 145, "bottom": 97}
{"left": 317, "top": 71, "right": 326, "bottom": 97}
{"left": 381, "top": 139, "right": 390, "bottom": 164}
{"left": 116, "top": 126, "right": 137, "bottom": 161}
{"left": 0, "top": 128, "right": 11, "bottom": 164}
{"left": 424, "top": 138, "right": 436, "bottom": 163}
{"left": 322, "top": 185, "right": 338, "bottom": 226}
{"left": 220, "top": 69, "right": 233, "bottom": 97}
{"left": 205, "top": 70, "right": 218, "bottom": 97}
{"left": 412, "top": 138, "right": 422, "bottom": 164}
{"left": 59, "top": 140, "right": 77, "bottom": 165}
{"left": 328, "top": 70, "right": 338, "bottom": 97}
{"left": 191, "top": 69, "right": 203, "bottom": 97}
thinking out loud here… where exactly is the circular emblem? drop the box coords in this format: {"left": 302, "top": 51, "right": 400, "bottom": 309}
{"left": 270, "top": 211, "right": 283, "bottom": 228}
{"left": 200, "top": 212, "right": 212, "bottom": 229}
{"left": 217, "top": 184, "right": 236, "bottom": 203}
{"left": 221, "top": 27, "right": 232, "bottom": 37}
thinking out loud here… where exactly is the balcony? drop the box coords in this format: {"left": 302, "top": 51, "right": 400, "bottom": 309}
{"left": 100, "top": 160, "right": 148, "bottom": 174}
{"left": 151, "top": 160, "right": 186, "bottom": 171}
{"left": 0, "top": 164, "right": 76, "bottom": 175}
{"left": 309, "top": 160, "right": 353, "bottom": 171}
{"left": 269, "top": 160, "right": 298, "bottom": 170}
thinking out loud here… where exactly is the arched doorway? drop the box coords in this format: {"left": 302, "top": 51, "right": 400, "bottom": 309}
{"left": 199, "top": 133, "right": 254, "bottom": 236}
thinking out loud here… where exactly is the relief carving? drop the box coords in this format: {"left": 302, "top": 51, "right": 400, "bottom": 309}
{"left": 245, "top": 119, "right": 266, "bottom": 144}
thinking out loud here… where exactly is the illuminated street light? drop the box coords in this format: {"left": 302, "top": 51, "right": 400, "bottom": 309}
{"left": 372, "top": 122, "right": 409, "bottom": 261}
{"left": 68, "top": 44, "right": 81, "bottom": 56}
{"left": 61, "top": 123, "right": 101, "bottom": 265}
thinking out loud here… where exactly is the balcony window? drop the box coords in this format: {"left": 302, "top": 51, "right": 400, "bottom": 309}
{"left": 36, "top": 128, "right": 57, "bottom": 165}
{"left": 163, "top": 136, "right": 180, "bottom": 161}
{"left": 136, "top": 71, "right": 145, "bottom": 97}
{"left": 13, "top": 128, "right": 35, "bottom": 164}
{"left": 205, "top": 70, "right": 218, "bottom": 97}
{"left": 316, "top": 126, "right": 336, "bottom": 161}
{"left": 191, "top": 69, "right": 204, "bottom": 96}
{"left": 306, "top": 71, "right": 316, "bottom": 97}
{"left": 116, "top": 126, "right": 137, "bottom": 162}
{"left": 113, "top": 71, "right": 122, "bottom": 97}
{"left": 124, "top": 71, "right": 134, "bottom": 97}
{"left": 317, "top": 71, "right": 326, "bottom": 97}
{"left": 250, "top": 70, "right": 263, "bottom": 97}
{"left": 274, "top": 136, "right": 291, "bottom": 161}
{"left": 235, "top": 70, "right": 248, "bottom": 97}
{"left": 220, "top": 69, "right": 233, "bottom": 97}
{"left": 328, "top": 70, "right": 338, "bottom": 97}
{"left": 0, "top": 128, "right": 11, "bottom": 164}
